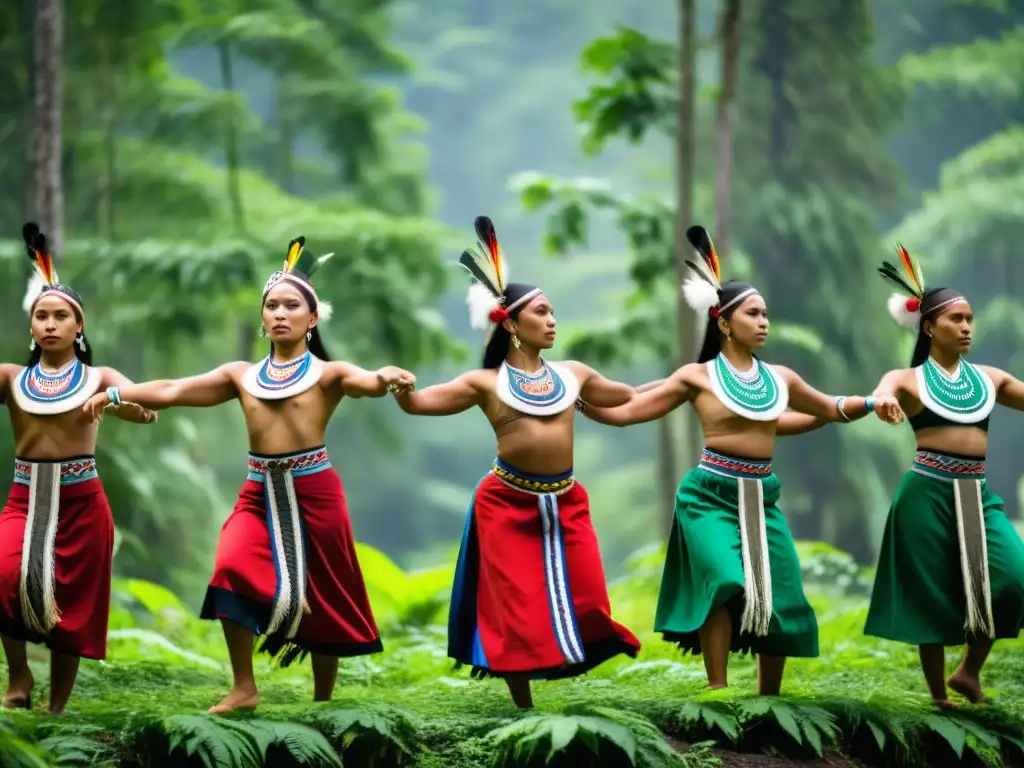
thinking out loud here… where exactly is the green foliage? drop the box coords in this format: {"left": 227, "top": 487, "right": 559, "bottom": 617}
{"left": 311, "top": 706, "right": 417, "bottom": 766}
{"left": 796, "top": 541, "right": 872, "bottom": 597}
{"left": 147, "top": 715, "right": 342, "bottom": 768}
{"left": 0, "top": 719, "right": 50, "bottom": 768}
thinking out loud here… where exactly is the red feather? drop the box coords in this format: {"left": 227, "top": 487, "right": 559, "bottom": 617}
{"left": 896, "top": 243, "right": 921, "bottom": 294}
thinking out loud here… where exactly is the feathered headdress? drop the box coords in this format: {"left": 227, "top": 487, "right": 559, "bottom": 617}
{"left": 459, "top": 216, "right": 511, "bottom": 331}
{"left": 21, "top": 222, "right": 83, "bottom": 317}
{"left": 877, "top": 243, "right": 925, "bottom": 331}
{"left": 681, "top": 225, "right": 723, "bottom": 316}
{"left": 262, "top": 236, "right": 334, "bottom": 321}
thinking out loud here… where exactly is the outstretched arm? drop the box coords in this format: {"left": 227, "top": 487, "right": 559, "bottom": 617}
{"left": 984, "top": 367, "right": 1024, "bottom": 410}
{"left": 584, "top": 366, "right": 696, "bottom": 427}
{"left": 99, "top": 368, "right": 159, "bottom": 424}
{"left": 329, "top": 363, "right": 415, "bottom": 399}
{"left": 572, "top": 363, "right": 636, "bottom": 408}
{"left": 636, "top": 378, "right": 667, "bottom": 394}
{"left": 777, "top": 411, "right": 827, "bottom": 437}
{"left": 83, "top": 363, "right": 242, "bottom": 421}
{"left": 780, "top": 367, "right": 903, "bottom": 425}
{"left": 392, "top": 371, "right": 484, "bottom": 416}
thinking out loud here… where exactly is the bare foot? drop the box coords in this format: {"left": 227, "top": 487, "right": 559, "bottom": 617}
{"left": 45, "top": 704, "right": 67, "bottom": 716}
{"left": 208, "top": 685, "right": 260, "bottom": 715}
{"left": 934, "top": 698, "right": 961, "bottom": 710}
{"left": 948, "top": 668, "right": 986, "bottom": 703}
{"left": 3, "top": 671, "right": 34, "bottom": 709}
{"left": 708, "top": 683, "right": 728, "bottom": 690}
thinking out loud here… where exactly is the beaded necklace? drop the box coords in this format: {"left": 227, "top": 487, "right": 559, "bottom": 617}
{"left": 706, "top": 354, "right": 789, "bottom": 422}
{"left": 916, "top": 357, "right": 994, "bottom": 424}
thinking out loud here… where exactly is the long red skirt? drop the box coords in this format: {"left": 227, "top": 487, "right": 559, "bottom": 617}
{"left": 0, "top": 459, "right": 113, "bottom": 660}
{"left": 448, "top": 459, "right": 640, "bottom": 679}
{"left": 200, "top": 449, "right": 382, "bottom": 666}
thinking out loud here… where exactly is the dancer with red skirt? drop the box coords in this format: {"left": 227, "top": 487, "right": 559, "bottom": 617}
{"left": 1, "top": 223, "right": 157, "bottom": 713}
{"left": 84, "top": 236, "right": 416, "bottom": 713}
{"left": 392, "top": 216, "right": 641, "bottom": 707}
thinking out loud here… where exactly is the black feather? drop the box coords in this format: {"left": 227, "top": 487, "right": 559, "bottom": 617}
{"left": 686, "top": 225, "right": 713, "bottom": 258}
{"left": 458, "top": 251, "right": 500, "bottom": 295}
{"left": 877, "top": 262, "right": 919, "bottom": 296}
{"left": 22, "top": 222, "right": 39, "bottom": 247}
{"left": 685, "top": 259, "right": 718, "bottom": 286}
{"left": 474, "top": 216, "right": 496, "bottom": 248}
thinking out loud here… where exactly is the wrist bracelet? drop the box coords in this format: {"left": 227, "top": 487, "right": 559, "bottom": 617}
{"left": 106, "top": 387, "right": 121, "bottom": 406}
{"left": 865, "top": 396, "right": 875, "bottom": 412}
{"left": 835, "top": 396, "right": 851, "bottom": 422}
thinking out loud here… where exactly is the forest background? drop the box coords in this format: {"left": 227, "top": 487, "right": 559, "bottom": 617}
{"left": 0, "top": 0, "right": 1023, "bottom": 619}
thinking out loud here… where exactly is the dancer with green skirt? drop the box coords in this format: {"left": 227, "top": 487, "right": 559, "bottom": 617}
{"left": 865, "top": 246, "right": 1024, "bottom": 708}
{"left": 584, "top": 226, "right": 904, "bottom": 695}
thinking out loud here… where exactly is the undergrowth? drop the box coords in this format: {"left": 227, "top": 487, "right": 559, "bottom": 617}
{"left": 1, "top": 544, "right": 1022, "bottom": 767}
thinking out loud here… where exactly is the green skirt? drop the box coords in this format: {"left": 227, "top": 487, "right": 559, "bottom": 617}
{"left": 655, "top": 452, "right": 819, "bottom": 658}
{"left": 865, "top": 453, "right": 1024, "bottom": 646}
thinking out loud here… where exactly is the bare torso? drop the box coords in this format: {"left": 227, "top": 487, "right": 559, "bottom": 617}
{"left": 892, "top": 367, "right": 988, "bottom": 458}
{"left": 2, "top": 363, "right": 101, "bottom": 459}
{"left": 472, "top": 362, "right": 584, "bottom": 476}
{"left": 681, "top": 364, "right": 779, "bottom": 459}
{"left": 225, "top": 362, "right": 344, "bottom": 454}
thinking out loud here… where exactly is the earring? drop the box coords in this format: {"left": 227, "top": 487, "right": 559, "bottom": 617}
{"left": 511, "top": 334, "right": 521, "bottom": 349}
{"left": 306, "top": 330, "right": 312, "bottom": 341}
{"left": 75, "top": 334, "right": 87, "bottom": 352}
{"left": 29, "top": 336, "right": 36, "bottom": 351}
{"left": 258, "top": 327, "right": 268, "bottom": 338}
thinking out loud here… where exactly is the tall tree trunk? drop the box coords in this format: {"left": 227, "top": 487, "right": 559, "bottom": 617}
{"left": 101, "top": 37, "right": 118, "bottom": 241}
{"left": 275, "top": 80, "right": 296, "bottom": 194}
{"left": 715, "top": 0, "right": 743, "bottom": 258}
{"left": 219, "top": 41, "right": 256, "bottom": 361}
{"left": 219, "top": 42, "right": 245, "bottom": 233}
{"left": 667, "top": 0, "right": 698, "bottom": 532}
{"left": 31, "top": 0, "right": 63, "bottom": 254}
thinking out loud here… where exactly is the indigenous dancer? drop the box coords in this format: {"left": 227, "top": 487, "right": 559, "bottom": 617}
{"left": 582, "top": 226, "right": 903, "bottom": 695}
{"left": 83, "top": 236, "right": 415, "bottom": 714}
{"left": 0, "top": 223, "right": 157, "bottom": 714}
{"left": 391, "top": 216, "right": 641, "bottom": 708}
{"left": 865, "top": 246, "right": 1024, "bottom": 708}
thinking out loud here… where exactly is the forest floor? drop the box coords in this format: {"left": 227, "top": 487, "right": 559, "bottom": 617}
{"left": 1, "top": 562, "right": 1023, "bottom": 767}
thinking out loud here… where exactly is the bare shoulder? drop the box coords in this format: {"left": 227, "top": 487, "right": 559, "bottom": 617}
{"left": 675, "top": 362, "right": 704, "bottom": 385}
{"left": 0, "top": 363, "right": 23, "bottom": 380}
{"left": 219, "top": 361, "right": 250, "bottom": 383}
{"left": 559, "top": 360, "right": 593, "bottom": 379}
{"left": 977, "top": 365, "right": 1006, "bottom": 384}
{"left": 465, "top": 368, "right": 497, "bottom": 391}
{"left": 766, "top": 364, "right": 799, "bottom": 384}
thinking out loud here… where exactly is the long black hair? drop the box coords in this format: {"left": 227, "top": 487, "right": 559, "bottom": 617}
{"left": 25, "top": 289, "right": 93, "bottom": 367}
{"left": 696, "top": 280, "right": 760, "bottom": 363}
{"left": 263, "top": 271, "right": 331, "bottom": 361}
{"left": 482, "top": 282, "right": 539, "bottom": 369}
{"left": 909, "top": 287, "right": 966, "bottom": 368}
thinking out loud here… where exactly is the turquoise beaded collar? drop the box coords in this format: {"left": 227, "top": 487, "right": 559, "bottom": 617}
{"left": 914, "top": 357, "right": 995, "bottom": 425}
{"left": 705, "top": 354, "right": 789, "bottom": 422}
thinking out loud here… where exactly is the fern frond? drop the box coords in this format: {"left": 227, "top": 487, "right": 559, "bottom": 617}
{"left": 485, "top": 713, "right": 638, "bottom": 766}
{"left": 247, "top": 721, "right": 341, "bottom": 767}
{"left": 0, "top": 719, "right": 50, "bottom": 768}
{"left": 313, "top": 706, "right": 416, "bottom": 765}
{"left": 678, "top": 702, "right": 741, "bottom": 744}
{"left": 567, "top": 704, "right": 685, "bottom": 766}
{"left": 159, "top": 715, "right": 263, "bottom": 768}
{"left": 37, "top": 735, "right": 116, "bottom": 767}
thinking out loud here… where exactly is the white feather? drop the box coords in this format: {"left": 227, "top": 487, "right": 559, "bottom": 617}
{"left": 466, "top": 281, "right": 501, "bottom": 330}
{"left": 687, "top": 257, "right": 719, "bottom": 290}
{"left": 22, "top": 270, "right": 45, "bottom": 314}
{"left": 682, "top": 277, "right": 720, "bottom": 314}
{"left": 316, "top": 300, "right": 333, "bottom": 323}
{"left": 887, "top": 292, "right": 920, "bottom": 331}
